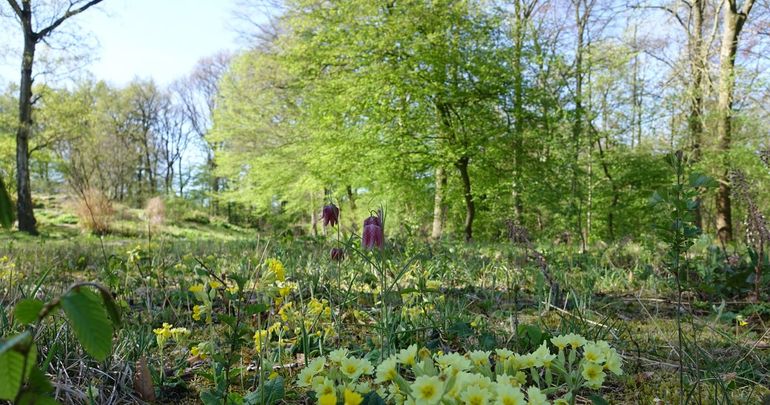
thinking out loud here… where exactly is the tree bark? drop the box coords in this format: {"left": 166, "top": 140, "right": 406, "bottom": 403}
{"left": 456, "top": 157, "right": 474, "bottom": 242}
{"left": 15, "top": 10, "right": 37, "bottom": 234}
{"left": 430, "top": 166, "right": 447, "bottom": 241}
{"left": 715, "top": 0, "right": 755, "bottom": 243}
{"left": 7, "top": 0, "right": 107, "bottom": 234}
{"left": 689, "top": 0, "right": 705, "bottom": 232}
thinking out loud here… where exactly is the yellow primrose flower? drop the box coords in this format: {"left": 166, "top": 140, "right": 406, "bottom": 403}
{"left": 312, "top": 377, "right": 335, "bottom": 397}
{"left": 581, "top": 362, "right": 606, "bottom": 389}
{"left": 583, "top": 342, "right": 606, "bottom": 364}
{"left": 550, "top": 335, "right": 570, "bottom": 351}
{"left": 329, "top": 348, "right": 349, "bottom": 363}
{"left": 468, "top": 350, "right": 491, "bottom": 367}
{"left": 495, "top": 384, "right": 526, "bottom": 405}
{"left": 410, "top": 375, "right": 443, "bottom": 405}
{"left": 318, "top": 392, "right": 337, "bottom": 405}
{"left": 603, "top": 349, "right": 623, "bottom": 376}
{"left": 226, "top": 285, "right": 239, "bottom": 294}
{"left": 375, "top": 357, "right": 399, "bottom": 383}
{"left": 341, "top": 357, "right": 372, "bottom": 381}
{"left": 565, "top": 333, "right": 587, "bottom": 349}
{"left": 461, "top": 385, "right": 492, "bottom": 405}
{"left": 344, "top": 389, "right": 363, "bottom": 405}
{"left": 525, "top": 386, "right": 548, "bottom": 405}
{"left": 397, "top": 344, "right": 418, "bottom": 367}
{"left": 436, "top": 352, "right": 471, "bottom": 374}
{"left": 496, "top": 348, "right": 514, "bottom": 360}
{"left": 209, "top": 280, "right": 223, "bottom": 289}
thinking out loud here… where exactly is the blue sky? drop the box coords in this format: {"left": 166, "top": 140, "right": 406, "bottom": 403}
{"left": 1, "top": 0, "right": 250, "bottom": 86}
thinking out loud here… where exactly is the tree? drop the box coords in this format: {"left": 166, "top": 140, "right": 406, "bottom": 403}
{"left": 3, "top": 0, "right": 106, "bottom": 234}
{"left": 715, "top": 0, "right": 756, "bottom": 243}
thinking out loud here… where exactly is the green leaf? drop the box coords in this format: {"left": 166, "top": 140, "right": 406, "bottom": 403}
{"left": 244, "top": 376, "right": 284, "bottom": 405}
{"left": 14, "top": 299, "right": 44, "bottom": 325}
{"left": 0, "top": 343, "right": 34, "bottom": 400}
{"left": 61, "top": 288, "right": 113, "bottom": 361}
{"left": 0, "top": 350, "right": 25, "bottom": 400}
{"left": 361, "top": 391, "right": 387, "bottom": 405}
{"left": 590, "top": 394, "right": 610, "bottom": 405}
{"left": 97, "top": 288, "right": 122, "bottom": 327}
{"left": 0, "top": 175, "right": 14, "bottom": 230}
{"left": 200, "top": 390, "right": 221, "bottom": 405}
{"left": 0, "top": 331, "right": 32, "bottom": 356}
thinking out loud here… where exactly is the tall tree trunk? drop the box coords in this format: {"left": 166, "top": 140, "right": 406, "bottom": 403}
{"left": 456, "top": 157, "right": 474, "bottom": 242}
{"left": 571, "top": 0, "right": 591, "bottom": 251}
{"left": 690, "top": 0, "right": 705, "bottom": 230}
{"left": 431, "top": 167, "right": 447, "bottom": 241}
{"left": 716, "top": 0, "right": 755, "bottom": 243}
{"left": 15, "top": 29, "right": 37, "bottom": 234}
{"left": 511, "top": 0, "right": 526, "bottom": 225}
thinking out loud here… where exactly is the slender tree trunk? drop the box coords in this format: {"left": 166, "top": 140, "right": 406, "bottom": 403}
{"left": 431, "top": 167, "right": 447, "bottom": 241}
{"left": 716, "top": 0, "right": 754, "bottom": 243}
{"left": 511, "top": 0, "right": 526, "bottom": 225}
{"left": 456, "top": 157, "right": 474, "bottom": 242}
{"left": 690, "top": 0, "right": 705, "bottom": 230}
{"left": 15, "top": 29, "right": 37, "bottom": 234}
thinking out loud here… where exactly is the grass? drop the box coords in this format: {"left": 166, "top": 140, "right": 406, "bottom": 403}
{"left": 0, "top": 204, "right": 769, "bottom": 404}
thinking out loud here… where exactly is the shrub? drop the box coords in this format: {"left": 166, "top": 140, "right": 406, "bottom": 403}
{"left": 145, "top": 196, "right": 166, "bottom": 232}
{"left": 72, "top": 188, "right": 114, "bottom": 235}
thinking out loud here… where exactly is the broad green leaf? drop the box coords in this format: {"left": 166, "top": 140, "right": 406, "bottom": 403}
{"left": 362, "top": 391, "right": 387, "bottom": 405}
{"left": 590, "top": 394, "right": 610, "bottom": 405}
{"left": 0, "top": 331, "right": 32, "bottom": 356}
{"left": 14, "top": 299, "right": 44, "bottom": 325}
{"left": 0, "top": 175, "right": 14, "bottom": 230}
{"left": 61, "top": 288, "right": 113, "bottom": 361}
{"left": 0, "top": 343, "right": 34, "bottom": 400}
{"left": 244, "top": 376, "right": 284, "bottom": 405}
{"left": 0, "top": 349, "right": 25, "bottom": 400}
{"left": 97, "top": 288, "right": 122, "bottom": 327}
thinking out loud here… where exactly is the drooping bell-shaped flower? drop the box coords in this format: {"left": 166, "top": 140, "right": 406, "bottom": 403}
{"left": 330, "top": 247, "right": 345, "bottom": 261}
{"left": 322, "top": 204, "right": 340, "bottom": 227}
{"left": 362, "top": 215, "right": 384, "bottom": 250}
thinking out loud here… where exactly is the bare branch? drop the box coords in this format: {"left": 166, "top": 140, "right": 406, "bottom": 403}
{"left": 35, "top": 0, "right": 105, "bottom": 40}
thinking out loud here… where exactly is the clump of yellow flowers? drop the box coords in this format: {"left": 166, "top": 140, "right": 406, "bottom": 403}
{"left": 294, "top": 334, "right": 622, "bottom": 404}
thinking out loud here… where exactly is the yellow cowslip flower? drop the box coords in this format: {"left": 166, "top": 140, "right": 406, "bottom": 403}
{"left": 266, "top": 258, "right": 285, "bottom": 282}
{"left": 267, "top": 322, "right": 282, "bottom": 335}
{"left": 170, "top": 327, "right": 190, "bottom": 340}
{"left": 318, "top": 393, "right": 337, "bottom": 405}
{"left": 344, "top": 388, "right": 364, "bottom": 405}
{"left": 410, "top": 375, "right": 443, "bottom": 404}
{"left": 226, "top": 285, "right": 239, "bottom": 294}
{"left": 209, "top": 280, "right": 223, "bottom": 289}
{"left": 253, "top": 329, "right": 269, "bottom": 353}
{"left": 277, "top": 284, "right": 292, "bottom": 297}
{"left": 581, "top": 361, "right": 606, "bottom": 389}
{"left": 189, "top": 284, "right": 205, "bottom": 293}
{"left": 397, "top": 344, "right": 418, "bottom": 367}
{"left": 153, "top": 323, "right": 173, "bottom": 347}
{"left": 192, "top": 305, "right": 203, "bottom": 321}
